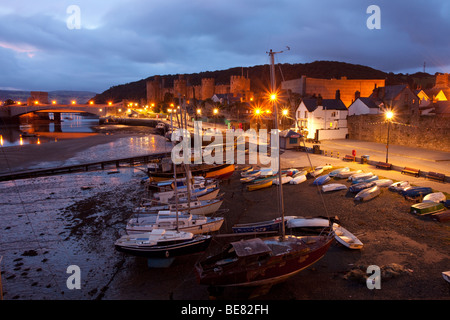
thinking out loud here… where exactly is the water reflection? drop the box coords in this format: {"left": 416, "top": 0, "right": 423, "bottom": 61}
{"left": 0, "top": 113, "right": 99, "bottom": 146}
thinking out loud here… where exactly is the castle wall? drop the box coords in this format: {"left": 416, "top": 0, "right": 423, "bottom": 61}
{"left": 304, "top": 77, "right": 385, "bottom": 107}
{"left": 348, "top": 114, "right": 450, "bottom": 152}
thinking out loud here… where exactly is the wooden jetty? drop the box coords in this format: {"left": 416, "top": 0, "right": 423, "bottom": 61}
{"left": 0, "top": 152, "right": 171, "bottom": 182}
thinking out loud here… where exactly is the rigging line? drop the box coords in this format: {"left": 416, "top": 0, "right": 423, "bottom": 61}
{"left": 301, "top": 138, "right": 331, "bottom": 220}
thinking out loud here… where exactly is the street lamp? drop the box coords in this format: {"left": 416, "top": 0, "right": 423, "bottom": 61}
{"left": 213, "top": 108, "right": 218, "bottom": 129}
{"left": 385, "top": 110, "right": 394, "bottom": 163}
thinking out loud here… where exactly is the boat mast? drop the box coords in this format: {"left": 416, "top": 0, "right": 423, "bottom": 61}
{"left": 179, "top": 94, "right": 192, "bottom": 215}
{"left": 170, "top": 106, "right": 179, "bottom": 232}
{"left": 268, "top": 48, "right": 288, "bottom": 239}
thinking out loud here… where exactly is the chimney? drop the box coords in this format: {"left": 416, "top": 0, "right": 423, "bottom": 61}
{"left": 335, "top": 89, "right": 341, "bottom": 100}
{"left": 355, "top": 91, "right": 360, "bottom": 100}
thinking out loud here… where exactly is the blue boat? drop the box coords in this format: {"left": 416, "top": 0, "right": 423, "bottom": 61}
{"left": 401, "top": 187, "right": 433, "bottom": 199}
{"left": 349, "top": 181, "right": 376, "bottom": 193}
{"left": 352, "top": 175, "right": 379, "bottom": 184}
{"left": 313, "top": 174, "right": 331, "bottom": 186}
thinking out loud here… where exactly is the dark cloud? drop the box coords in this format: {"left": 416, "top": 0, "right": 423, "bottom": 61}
{"left": 0, "top": 0, "right": 448, "bottom": 92}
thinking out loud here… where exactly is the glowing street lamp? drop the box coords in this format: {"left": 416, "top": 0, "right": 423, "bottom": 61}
{"left": 89, "top": 101, "right": 94, "bottom": 105}
{"left": 52, "top": 100, "right": 57, "bottom": 105}
{"left": 213, "top": 108, "right": 219, "bottom": 129}
{"left": 71, "top": 100, "right": 76, "bottom": 105}
{"left": 108, "top": 101, "right": 113, "bottom": 106}
{"left": 385, "top": 110, "right": 394, "bottom": 163}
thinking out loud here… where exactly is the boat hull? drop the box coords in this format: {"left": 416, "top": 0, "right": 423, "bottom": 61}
{"left": 135, "top": 199, "right": 224, "bottom": 216}
{"left": 149, "top": 164, "right": 235, "bottom": 182}
{"left": 247, "top": 180, "right": 272, "bottom": 191}
{"left": 126, "top": 216, "right": 224, "bottom": 235}
{"left": 195, "top": 235, "right": 334, "bottom": 287}
{"left": 410, "top": 202, "right": 445, "bottom": 215}
{"left": 401, "top": 187, "right": 433, "bottom": 199}
{"left": 115, "top": 235, "right": 212, "bottom": 258}
{"left": 354, "top": 185, "right": 381, "bottom": 201}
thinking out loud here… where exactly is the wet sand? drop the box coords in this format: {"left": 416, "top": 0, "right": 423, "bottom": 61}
{"left": 0, "top": 129, "right": 449, "bottom": 305}
{"left": 0, "top": 125, "right": 163, "bottom": 173}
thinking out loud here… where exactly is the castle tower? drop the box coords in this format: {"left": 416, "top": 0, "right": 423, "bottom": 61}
{"left": 173, "top": 74, "right": 188, "bottom": 98}
{"left": 201, "top": 78, "right": 215, "bottom": 100}
{"left": 435, "top": 73, "right": 449, "bottom": 88}
{"left": 146, "top": 75, "right": 161, "bottom": 104}
{"left": 230, "top": 75, "right": 250, "bottom": 95}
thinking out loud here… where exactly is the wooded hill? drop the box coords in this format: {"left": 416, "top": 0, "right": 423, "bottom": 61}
{"left": 92, "top": 60, "right": 436, "bottom": 103}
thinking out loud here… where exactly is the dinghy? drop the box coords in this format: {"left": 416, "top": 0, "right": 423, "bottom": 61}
{"left": 290, "top": 174, "right": 307, "bottom": 184}
{"left": 247, "top": 179, "right": 273, "bottom": 191}
{"left": 389, "top": 181, "right": 410, "bottom": 192}
{"left": 322, "top": 183, "right": 347, "bottom": 193}
{"left": 273, "top": 176, "right": 293, "bottom": 185}
{"left": 316, "top": 165, "right": 333, "bottom": 171}
{"left": 374, "top": 179, "right": 394, "bottom": 188}
{"left": 354, "top": 185, "right": 381, "bottom": 202}
{"left": 309, "top": 168, "right": 323, "bottom": 177}
{"left": 349, "top": 181, "right": 376, "bottom": 193}
{"left": 241, "top": 170, "right": 261, "bottom": 178}
{"left": 329, "top": 167, "right": 349, "bottom": 177}
{"left": 292, "top": 170, "right": 308, "bottom": 178}
{"left": 348, "top": 172, "right": 373, "bottom": 181}
{"left": 443, "top": 271, "right": 450, "bottom": 284}
{"left": 286, "top": 217, "right": 330, "bottom": 229}
{"left": 332, "top": 224, "right": 363, "bottom": 249}
{"left": 313, "top": 174, "right": 331, "bottom": 185}
{"left": 401, "top": 187, "right": 433, "bottom": 200}
{"left": 410, "top": 202, "right": 445, "bottom": 215}
{"left": 335, "top": 170, "right": 362, "bottom": 179}
{"left": 422, "top": 192, "right": 446, "bottom": 203}
{"left": 352, "top": 175, "right": 378, "bottom": 184}
{"left": 348, "top": 172, "right": 373, "bottom": 182}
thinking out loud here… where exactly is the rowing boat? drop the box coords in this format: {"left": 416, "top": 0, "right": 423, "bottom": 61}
{"left": 247, "top": 179, "right": 273, "bottom": 191}
{"left": 332, "top": 224, "right": 363, "bottom": 249}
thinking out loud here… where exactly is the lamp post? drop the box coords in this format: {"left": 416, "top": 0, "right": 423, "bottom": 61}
{"left": 213, "top": 108, "right": 218, "bottom": 129}
{"left": 385, "top": 110, "right": 393, "bottom": 163}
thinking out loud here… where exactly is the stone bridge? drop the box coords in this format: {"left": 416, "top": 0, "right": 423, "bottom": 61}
{"left": 2, "top": 101, "right": 125, "bottom": 118}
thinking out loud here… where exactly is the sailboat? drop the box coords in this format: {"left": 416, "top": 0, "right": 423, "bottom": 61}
{"left": 115, "top": 101, "right": 213, "bottom": 259}
{"left": 194, "top": 49, "right": 334, "bottom": 291}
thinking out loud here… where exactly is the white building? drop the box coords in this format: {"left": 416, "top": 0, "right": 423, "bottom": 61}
{"left": 348, "top": 97, "right": 381, "bottom": 116}
{"left": 296, "top": 98, "right": 348, "bottom": 140}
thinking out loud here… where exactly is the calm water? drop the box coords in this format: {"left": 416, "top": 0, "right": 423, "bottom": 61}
{"left": 0, "top": 113, "right": 99, "bottom": 147}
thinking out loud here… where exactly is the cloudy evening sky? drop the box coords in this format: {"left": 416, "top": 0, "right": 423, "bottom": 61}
{"left": 0, "top": 0, "right": 449, "bottom": 93}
